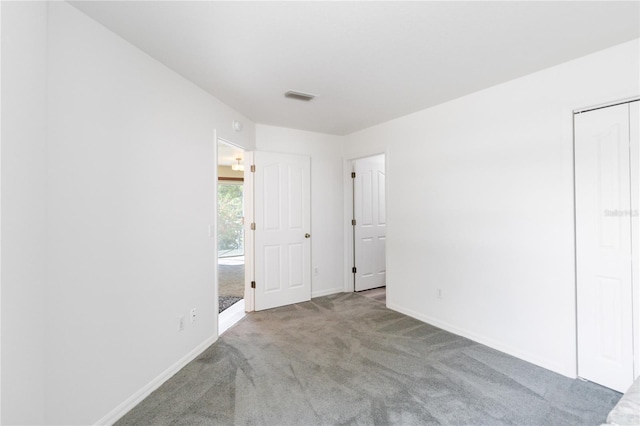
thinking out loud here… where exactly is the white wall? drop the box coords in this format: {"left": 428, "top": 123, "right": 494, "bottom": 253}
{"left": 344, "top": 39, "right": 640, "bottom": 378}
{"left": 256, "top": 125, "right": 344, "bottom": 298}
{"left": 41, "top": 3, "right": 254, "bottom": 424}
{"left": 1, "top": 2, "right": 48, "bottom": 424}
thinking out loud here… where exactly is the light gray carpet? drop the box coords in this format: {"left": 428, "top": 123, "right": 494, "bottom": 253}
{"left": 116, "top": 293, "right": 621, "bottom": 426}
{"left": 359, "top": 287, "right": 386, "bottom": 304}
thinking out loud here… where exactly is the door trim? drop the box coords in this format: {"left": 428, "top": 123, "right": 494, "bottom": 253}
{"left": 574, "top": 96, "right": 639, "bottom": 115}
{"left": 244, "top": 151, "right": 255, "bottom": 312}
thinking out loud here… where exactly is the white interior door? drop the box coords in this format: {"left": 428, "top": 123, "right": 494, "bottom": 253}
{"left": 630, "top": 101, "right": 639, "bottom": 379}
{"left": 575, "top": 103, "right": 635, "bottom": 392}
{"left": 354, "top": 155, "right": 386, "bottom": 291}
{"left": 253, "top": 152, "right": 311, "bottom": 311}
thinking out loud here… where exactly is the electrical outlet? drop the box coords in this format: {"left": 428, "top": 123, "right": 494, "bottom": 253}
{"left": 437, "top": 288, "right": 443, "bottom": 299}
{"left": 190, "top": 308, "right": 197, "bottom": 323}
{"left": 178, "top": 316, "right": 185, "bottom": 332}
{"left": 313, "top": 267, "right": 319, "bottom": 276}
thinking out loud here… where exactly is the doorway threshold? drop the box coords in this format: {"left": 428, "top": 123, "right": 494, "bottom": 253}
{"left": 219, "top": 299, "right": 246, "bottom": 335}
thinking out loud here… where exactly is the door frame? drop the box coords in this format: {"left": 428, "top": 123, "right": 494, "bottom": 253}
{"left": 343, "top": 151, "right": 389, "bottom": 294}
{"left": 244, "top": 151, "right": 256, "bottom": 311}
{"left": 572, "top": 95, "right": 640, "bottom": 384}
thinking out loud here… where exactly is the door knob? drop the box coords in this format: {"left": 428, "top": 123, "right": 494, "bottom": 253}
{"left": 305, "top": 233, "right": 311, "bottom": 238}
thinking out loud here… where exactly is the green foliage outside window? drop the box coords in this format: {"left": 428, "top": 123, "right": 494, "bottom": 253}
{"left": 218, "top": 183, "right": 244, "bottom": 254}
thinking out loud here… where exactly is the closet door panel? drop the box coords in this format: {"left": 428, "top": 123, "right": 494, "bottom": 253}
{"left": 575, "top": 103, "right": 634, "bottom": 392}
{"left": 630, "top": 101, "right": 639, "bottom": 380}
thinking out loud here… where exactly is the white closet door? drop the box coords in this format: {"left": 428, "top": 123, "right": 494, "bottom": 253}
{"left": 354, "top": 155, "right": 386, "bottom": 291}
{"left": 630, "top": 101, "right": 639, "bottom": 380}
{"left": 575, "top": 103, "right": 634, "bottom": 392}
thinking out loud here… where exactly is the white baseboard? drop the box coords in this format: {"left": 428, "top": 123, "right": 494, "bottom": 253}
{"left": 387, "top": 302, "right": 574, "bottom": 379}
{"left": 219, "top": 299, "right": 246, "bottom": 335}
{"left": 94, "top": 334, "right": 217, "bottom": 426}
{"left": 312, "top": 287, "right": 344, "bottom": 298}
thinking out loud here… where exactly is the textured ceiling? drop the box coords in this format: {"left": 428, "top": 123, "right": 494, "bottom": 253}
{"left": 71, "top": 1, "right": 640, "bottom": 135}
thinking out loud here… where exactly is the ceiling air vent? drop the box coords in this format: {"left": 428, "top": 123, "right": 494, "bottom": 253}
{"left": 285, "top": 90, "right": 316, "bottom": 101}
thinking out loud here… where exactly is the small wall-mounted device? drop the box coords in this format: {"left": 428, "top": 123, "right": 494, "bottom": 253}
{"left": 284, "top": 90, "right": 316, "bottom": 101}
{"left": 232, "top": 120, "right": 243, "bottom": 132}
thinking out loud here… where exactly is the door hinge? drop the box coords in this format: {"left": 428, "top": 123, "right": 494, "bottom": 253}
{"left": 351, "top": 172, "right": 356, "bottom": 179}
{"left": 351, "top": 219, "right": 356, "bottom": 226}
{"left": 352, "top": 266, "right": 357, "bottom": 273}
{"left": 251, "top": 281, "right": 256, "bottom": 289}
{"left": 250, "top": 222, "right": 256, "bottom": 230}
{"left": 251, "top": 165, "right": 256, "bottom": 173}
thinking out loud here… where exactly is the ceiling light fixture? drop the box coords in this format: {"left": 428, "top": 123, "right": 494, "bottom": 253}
{"left": 285, "top": 90, "right": 316, "bottom": 101}
{"left": 231, "top": 158, "right": 244, "bottom": 172}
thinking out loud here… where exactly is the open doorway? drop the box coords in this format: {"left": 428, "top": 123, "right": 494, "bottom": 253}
{"left": 351, "top": 154, "right": 386, "bottom": 296}
{"left": 217, "top": 140, "right": 246, "bottom": 334}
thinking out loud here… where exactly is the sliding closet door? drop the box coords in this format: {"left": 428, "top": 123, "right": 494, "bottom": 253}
{"left": 575, "top": 103, "right": 635, "bottom": 392}
{"left": 630, "top": 101, "right": 639, "bottom": 379}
